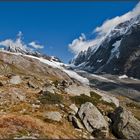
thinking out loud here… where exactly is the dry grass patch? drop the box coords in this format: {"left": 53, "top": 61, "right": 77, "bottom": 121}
{"left": 0, "top": 113, "right": 83, "bottom": 139}
{"left": 0, "top": 114, "right": 47, "bottom": 139}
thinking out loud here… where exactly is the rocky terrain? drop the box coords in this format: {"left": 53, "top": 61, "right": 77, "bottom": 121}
{"left": 0, "top": 49, "right": 139, "bottom": 139}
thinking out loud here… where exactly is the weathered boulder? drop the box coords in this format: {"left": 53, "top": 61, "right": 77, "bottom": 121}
{"left": 78, "top": 102, "right": 109, "bottom": 138}
{"left": 9, "top": 75, "right": 22, "bottom": 85}
{"left": 43, "top": 111, "right": 62, "bottom": 122}
{"left": 68, "top": 114, "right": 84, "bottom": 129}
{"left": 111, "top": 106, "right": 140, "bottom": 139}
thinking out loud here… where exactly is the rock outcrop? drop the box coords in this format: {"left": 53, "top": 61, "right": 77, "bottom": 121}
{"left": 78, "top": 102, "right": 109, "bottom": 138}
{"left": 111, "top": 106, "right": 140, "bottom": 139}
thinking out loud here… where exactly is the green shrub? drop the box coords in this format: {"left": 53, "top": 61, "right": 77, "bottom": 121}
{"left": 39, "top": 91, "right": 63, "bottom": 104}
{"left": 90, "top": 91, "right": 101, "bottom": 100}
{"left": 71, "top": 94, "right": 99, "bottom": 106}
{"left": 71, "top": 92, "right": 116, "bottom": 110}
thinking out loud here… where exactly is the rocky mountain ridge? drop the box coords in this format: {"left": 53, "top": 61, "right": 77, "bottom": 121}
{"left": 71, "top": 15, "right": 140, "bottom": 79}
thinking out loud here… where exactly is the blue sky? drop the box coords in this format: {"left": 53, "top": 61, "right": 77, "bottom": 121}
{"left": 0, "top": 1, "right": 139, "bottom": 63}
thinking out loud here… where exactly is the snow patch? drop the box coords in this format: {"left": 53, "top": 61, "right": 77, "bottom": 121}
{"left": 119, "top": 75, "right": 128, "bottom": 79}
{"left": 91, "top": 74, "right": 116, "bottom": 83}
{"left": 63, "top": 69, "right": 89, "bottom": 85}
{"left": 25, "top": 54, "right": 89, "bottom": 85}
{"left": 112, "top": 40, "right": 121, "bottom": 58}
{"left": 97, "top": 59, "right": 103, "bottom": 63}
{"left": 107, "top": 40, "right": 121, "bottom": 64}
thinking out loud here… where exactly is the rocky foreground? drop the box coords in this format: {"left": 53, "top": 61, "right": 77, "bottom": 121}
{"left": 0, "top": 51, "right": 139, "bottom": 139}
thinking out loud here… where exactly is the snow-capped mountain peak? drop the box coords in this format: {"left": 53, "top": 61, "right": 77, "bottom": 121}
{"left": 70, "top": 14, "right": 140, "bottom": 79}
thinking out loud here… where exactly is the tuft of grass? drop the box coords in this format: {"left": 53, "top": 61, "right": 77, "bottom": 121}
{"left": 126, "top": 102, "right": 140, "bottom": 109}
{"left": 126, "top": 102, "right": 140, "bottom": 120}
{"left": 39, "top": 91, "right": 63, "bottom": 104}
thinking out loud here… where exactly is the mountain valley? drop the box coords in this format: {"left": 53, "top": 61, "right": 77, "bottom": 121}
{"left": 0, "top": 10, "right": 139, "bottom": 139}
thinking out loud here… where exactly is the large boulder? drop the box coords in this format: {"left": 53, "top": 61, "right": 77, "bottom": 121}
{"left": 78, "top": 102, "right": 109, "bottom": 138}
{"left": 111, "top": 106, "right": 140, "bottom": 139}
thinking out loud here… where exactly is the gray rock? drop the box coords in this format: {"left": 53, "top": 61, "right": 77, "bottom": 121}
{"left": 68, "top": 114, "right": 84, "bottom": 129}
{"left": 112, "top": 106, "right": 140, "bottom": 139}
{"left": 78, "top": 102, "right": 109, "bottom": 138}
{"left": 27, "top": 79, "right": 43, "bottom": 89}
{"left": 44, "top": 86, "right": 56, "bottom": 94}
{"left": 43, "top": 111, "right": 62, "bottom": 122}
{"left": 9, "top": 75, "right": 22, "bottom": 85}
{"left": 10, "top": 88, "right": 26, "bottom": 103}
{"left": 69, "top": 104, "right": 78, "bottom": 115}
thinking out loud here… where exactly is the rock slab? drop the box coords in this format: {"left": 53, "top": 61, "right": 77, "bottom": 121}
{"left": 78, "top": 102, "right": 109, "bottom": 138}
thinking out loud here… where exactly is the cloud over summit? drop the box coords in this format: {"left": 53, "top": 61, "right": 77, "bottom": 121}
{"left": 0, "top": 31, "right": 44, "bottom": 51}
{"left": 69, "top": 2, "right": 140, "bottom": 55}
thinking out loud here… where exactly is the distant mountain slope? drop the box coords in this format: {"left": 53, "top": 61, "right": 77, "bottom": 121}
{"left": 71, "top": 15, "right": 140, "bottom": 79}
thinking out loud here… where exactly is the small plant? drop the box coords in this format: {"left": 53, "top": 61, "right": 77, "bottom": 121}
{"left": 39, "top": 91, "right": 63, "bottom": 104}
{"left": 14, "top": 129, "right": 29, "bottom": 138}
{"left": 52, "top": 80, "right": 59, "bottom": 87}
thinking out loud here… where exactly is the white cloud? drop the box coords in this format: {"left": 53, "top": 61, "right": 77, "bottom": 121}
{"left": 69, "top": 33, "right": 100, "bottom": 54}
{"left": 69, "top": 2, "right": 140, "bottom": 55}
{"left": 29, "top": 41, "right": 44, "bottom": 49}
{"left": 0, "top": 31, "right": 44, "bottom": 51}
{"left": 0, "top": 32, "right": 27, "bottom": 51}
{"left": 0, "top": 39, "right": 14, "bottom": 48}
{"left": 94, "top": 2, "right": 140, "bottom": 36}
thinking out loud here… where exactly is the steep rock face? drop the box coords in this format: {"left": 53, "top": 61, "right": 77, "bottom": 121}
{"left": 71, "top": 15, "right": 140, "bottom": 79}
{"left": 111, "top": 107, "right": 140, "bottom": 139}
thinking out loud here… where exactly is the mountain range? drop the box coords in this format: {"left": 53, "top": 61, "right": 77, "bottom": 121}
{"left": 71, "top": 15, "right": 140, "bottom": 79}
{"left": 0, "top": 11, "right": 139, "bottom": 140}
